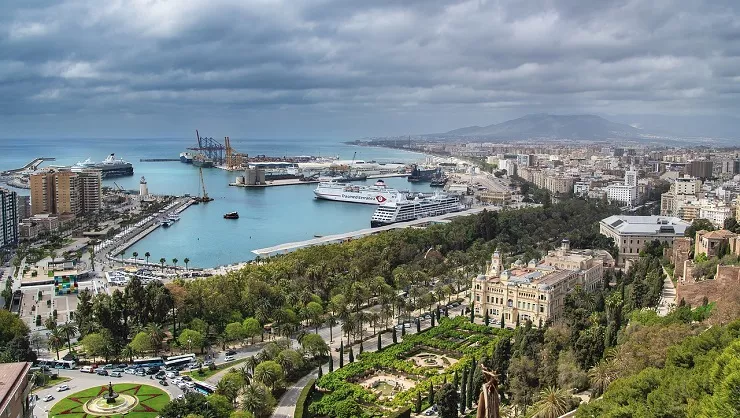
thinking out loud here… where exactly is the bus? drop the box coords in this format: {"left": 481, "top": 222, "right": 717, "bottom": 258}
{"left": 164, "top": 354, "right": 196, "bottom": 369}
{"left": 54, "top": 359, "right": 76, "bottom": 369}
{"left": 35, "top": 358, "right": 56, "bottom": 369}
{"left": 133, "top": 357, "right": 164, "bottom": 367}
{"left": 193, "top": 380, "right": 216, "bottom": 395}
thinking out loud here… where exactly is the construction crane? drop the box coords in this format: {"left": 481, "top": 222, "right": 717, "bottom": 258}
{"left": 113, "top": 182, "right": 124, "bottom": 192}
{"left": 196, "top": 167, "right": 214, "bottom": 203}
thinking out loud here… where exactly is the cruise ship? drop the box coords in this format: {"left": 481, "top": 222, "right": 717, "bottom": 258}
{"left": 72, "top": 154, "right": 134, "bottom": 178}
{"left": 313, "top": 179, "right": 401, "bottom": 204}
{"left": 180, "top": 152, "right": 194, "bottom": 163}
{"left": 370, "top": 193, "right": 464, "bottom": 227}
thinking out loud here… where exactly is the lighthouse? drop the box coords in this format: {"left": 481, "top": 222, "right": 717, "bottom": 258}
{"left": 139, "top": 176, "right": 149, "bottom": 197}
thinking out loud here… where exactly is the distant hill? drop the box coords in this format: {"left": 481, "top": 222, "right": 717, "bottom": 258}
{"left": 439, "top": 114, "right": 644, "bottom": 140}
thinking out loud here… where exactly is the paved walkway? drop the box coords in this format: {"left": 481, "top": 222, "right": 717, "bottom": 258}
{"left": 271, "top": 369, "right": 318, "bottom": 418}
{"left": 658, "top": 268, "right": 677, "bottom": 317}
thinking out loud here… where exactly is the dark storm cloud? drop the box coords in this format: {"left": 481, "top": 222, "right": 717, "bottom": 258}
{"left": 1, "top": 0, "right": 739, "bottom": 134}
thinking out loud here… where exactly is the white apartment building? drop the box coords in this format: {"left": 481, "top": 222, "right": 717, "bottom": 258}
{"left": 600, "top": 215, "right": 690, "bottom": 268}
{"left": 699, "top": 205, "right": 732, "bottom": 228}
{"left": 606, "top": 184, "right": 637, "bottom": 206}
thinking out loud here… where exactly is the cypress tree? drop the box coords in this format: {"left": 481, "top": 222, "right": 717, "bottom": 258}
{"left": 444, "top": 308, "right": 449, "bottom": 317}
{"left": 431, "top": 314, "right": 435, "bottom": 327}
{"left": 467, "top": 360, "right": 475, "bottom": 409}
{"left": 359, "top": 342, "right": 363, "bottom": 355}
{"left": 402, "top": 323, "right": 406, "bottom": 337}
{"left": 484, "top": 310, "right": 490, "bottom": 326}
{"left": 328, "top": 355, "right": 334, "bottom": 372}
{"left": 515, "top": 313, "right": 520, "bottom": 328}
{"left": 416, "top": 318, "right": 421, "bottom": 333}
{"left": 392, "top": 327, "right": 398, "bottom": 344}
{"left": 416, "top": 391, "right": 422, "bottom": 413}
{"left": 339, "top": 341, "right": 344, "bottom": 368}
{"left": 377, "top": 333, "right": 382, "bottom": 351}
{"left": 318, "top": 364, "right": 323, "bottom": 379}
{"left": 500, "top": 313, "right": 505, "bottom": 329}
{"left": 428, "top": 382, "right": 435, "bottom": 405}
{"left": 453, "top": 370, "right": 459, "bottom": 387}
{"left": 460, "top": 369, "right": 467, "bottom": 414}
{"left": 348, "top": 346, "right": 354, "bottom": 363}
{"left": 469, "top": 303, "right": 475, "bottom": 323}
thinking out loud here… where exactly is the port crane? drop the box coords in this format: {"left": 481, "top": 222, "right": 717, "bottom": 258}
{"left": 196, "top": 167, "right": 214, "bottom": 203}
{"left": 189, "top": 129, "right": 226, "bottom": 165}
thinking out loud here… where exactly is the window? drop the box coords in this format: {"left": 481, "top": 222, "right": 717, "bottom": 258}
{"left": 507, "top": 299, "right": 513, "bottom": 307}
{"left": 476, "top": 295, "right": 480, "bottom": 302}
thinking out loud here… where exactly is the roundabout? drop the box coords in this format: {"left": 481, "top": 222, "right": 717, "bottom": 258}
{"left": 49, "top": 383, "right": 169, "bottom": 418}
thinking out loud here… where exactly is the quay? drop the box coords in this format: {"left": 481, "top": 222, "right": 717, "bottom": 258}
{"left": 229, "top": 178, "right": 320, "bottom": 188}
{"left": 252, "top": 206, "right": 489, "bottom": 257}
{"left": 140, "top": 158, "right": 181, "bottom": 162}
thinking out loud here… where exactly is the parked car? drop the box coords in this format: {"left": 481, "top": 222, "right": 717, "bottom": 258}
{"left": 225, "top": 349, "right": 237, "bottom": 356}
{"left": 111, "top": 368, "right": 125, "bottom": 373}
{"left": 57, "top": 385, "right": 69, "bottom": 392}
{"left": 165, "top": 371, "right": 178, "bottom": 379}
{"left": 96, "top": 369, "right": 109, "bottom": 376}
{"left": 80, "top": 366, "right": 93, "bottom": 373}
{"left": 135, "top": 370, "right": 146, "bottom": 377}
{"left": 177, "top": 382, "right": 188, "bottom": 389}
{"left": 158, "top": 380, "right": 168, "bottom": 386}
{"left": 224, "top": 355, "right": 235, "bottom": 362}
{"left": 110, "top": 372, "right": 122, "bottom": 378}
{"left": 124, "top": 368, "right": 137, "bottom": 375}
{"left": 102, "top": 364, "right": 115, "bottom": 369}
{"left": 43, "top": 395, "right": 54, "bottom": 402}
{"left": 181, "top": 376, "right": 192, "bottom": 382}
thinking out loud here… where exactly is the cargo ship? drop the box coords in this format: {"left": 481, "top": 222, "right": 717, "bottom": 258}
{"left": 180, "top": 152, "right": 194, "bottom": 163}
{"left": 313, "top": 179, "right": 400, "bottom": 205}
{"left": 370, "top": 193, "right": 464, "bottom": 227}
{"left": 192, "top": 154, "right": 214, "bottom": 168}
{"left": 407, "top": 165, "right": 440, "bottom": 182}
{"left": 72, "top": 154, "right": 133, "bottom": 178}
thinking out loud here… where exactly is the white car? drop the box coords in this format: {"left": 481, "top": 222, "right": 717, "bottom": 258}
{"left": 43, "top": 395, "right": 54, "bottom": 402}
{"left": 177, "top": 382, "right": 188, "bottom": 389}
{"left": 57, "top": 385, "right": 70, "bottom": 392}
{"left": 165, "top": 371, "right": 178, "bottom": 378}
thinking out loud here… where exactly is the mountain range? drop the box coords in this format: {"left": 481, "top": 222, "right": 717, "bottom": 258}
{"left": 436, "top": 114, "right": 645, "bottom": 140}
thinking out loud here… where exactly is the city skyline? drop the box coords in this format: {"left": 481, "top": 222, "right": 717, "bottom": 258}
{"left": 1, "top": 0, "right": 739, "bottom": 139}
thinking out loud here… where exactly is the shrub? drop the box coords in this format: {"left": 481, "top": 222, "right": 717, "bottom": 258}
{"left": 294, "top": 378, "right": 316, "bottom": 418}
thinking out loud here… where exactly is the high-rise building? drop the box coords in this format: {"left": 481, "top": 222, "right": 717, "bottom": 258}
{"left": 77, "top": 169, "right": 102, "bottom": 213}
{"left": 30, "top": 168, "right": 101, "bottom": 216}
{"left": 1, "top": 188, "right": 19, "bottom": 249}
{"left": 624, "top": 167, "right": 637, "bottom": 187}
{"left": 687, "top": 160, "right": 713, "bottom": 179}
{"left": 16, "top": 195, "right": 30, "bottom": 220}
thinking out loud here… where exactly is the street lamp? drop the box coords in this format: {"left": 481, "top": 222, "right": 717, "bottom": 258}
{"left": 188, "top": 338, "right": 192, "bottom": 354}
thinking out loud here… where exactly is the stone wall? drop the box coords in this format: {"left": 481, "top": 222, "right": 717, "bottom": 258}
{"left": 667, "top": 237, "right": 692, "bottom": 278}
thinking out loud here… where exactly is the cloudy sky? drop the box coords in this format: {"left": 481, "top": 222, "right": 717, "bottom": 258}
{"left": 2, "top": 0, "right": 739, "bottom": 139}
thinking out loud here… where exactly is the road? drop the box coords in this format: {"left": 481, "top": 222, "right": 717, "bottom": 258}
{"left": 271, "top": 370, "right": 318, "bottom": 418}
{"left": 34, "top": 369, "right": 186, "bottom": 418}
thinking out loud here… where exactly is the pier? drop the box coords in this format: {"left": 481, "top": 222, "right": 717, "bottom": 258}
{"left": 229, "top": 178, "right": 320, "bottom": 188}
{"left": 252, "top": 207, "right": 489, "bottom": 257}
{"left": 1, "top": 157, "right": 56, "bottom": 174}
{"left": 140, "top": 158, "right": 181, "bottom": 162}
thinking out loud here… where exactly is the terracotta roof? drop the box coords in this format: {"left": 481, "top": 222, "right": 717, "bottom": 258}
{"left": 702, "top": 230, "right": 737, "bottom": 240}
{"left": 0, "top": 362, "right": 31, "bottom": 414}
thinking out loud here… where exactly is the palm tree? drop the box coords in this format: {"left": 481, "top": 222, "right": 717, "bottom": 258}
{"left": 119, "top": 251, "right": 125, "bottom": 263}
{"left": 144, "top": 252, "right": 151, "bottom": 265}
{"left": 216, "top": 377, "right": 241, "bottom": 404}
{"left": 121, "top": 344, "right": 137, "bottom": 363}
{"left": 239, "top": 383, "right": 271, "bottom": 417}
{"left": 172, "top": 258, "right": 178, "bottom": 269}
{"left": 588, "top": 360, "right": 615, "bottom": 398}
{"left": 48, "top": 329, "right": 64, "bottom": 360}
{"left": 159, "top": 258, "right": 166, "bottom": 272}
{"left": 253, "top": 366, "right": 280, "bottom": 391}
{"left": 183, "top": 258, "right": 190, "bottom": 270}
{"left": 132, "top": 252, "right": 139, "bottom": 264}
{"left": 530, "top": 386, "right": 572, "bottom": 418}
{"left": 43, "top": 316, "right": 57, "bottom": 332}
{"left": 58, "top": 321, "right": 78, "bottom": 353}
{"left": 244, "top": 356, "right": 257, "bottom": 375}
{"left": 145, "top": 323, "right": 166, "bottom": 356}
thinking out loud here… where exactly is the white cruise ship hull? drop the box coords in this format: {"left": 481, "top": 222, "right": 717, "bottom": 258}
{"left": 314, "top": 189, "right": 397, "bottom": 205}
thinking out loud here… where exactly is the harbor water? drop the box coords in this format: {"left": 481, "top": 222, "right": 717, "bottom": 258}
{"left": 1, "top": 137, "right": 433, "bottom": 267}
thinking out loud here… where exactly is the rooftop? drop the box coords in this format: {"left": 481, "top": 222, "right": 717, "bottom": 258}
{"left": 601, "top": 215, "right": 690, "bottom": 235}
{"left": 0, "top": 362, "right": 30, "bottom": 413}
{"left": 699, "top": 229, "right": 737, "bottom": 240}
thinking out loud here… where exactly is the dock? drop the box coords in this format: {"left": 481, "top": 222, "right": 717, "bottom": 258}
{"left": 140, "top": 158, "right": 181, "bottom": 162}
{"left": 229, "top": 179, "right": 320, "bottom": 188}
{"left": 252, "top": 207, "right": 489, "bottom": 257}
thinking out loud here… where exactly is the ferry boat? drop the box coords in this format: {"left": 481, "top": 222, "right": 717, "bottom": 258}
{"left": 224, "top": 212, "right": 239, "bottom": 219}
{"left": 370, "top": 193, "right": 464, "bottom": 227}
{"left": 72, "top": 154, "right": 134, "bottom": 178}
{"left": 180, "top": 152, "right": 194, "bottom": 164}
{"left": 313, "top": 179, "right": 400, "bottom": 205}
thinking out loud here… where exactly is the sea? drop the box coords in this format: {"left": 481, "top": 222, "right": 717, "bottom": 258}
{"left": 0, "top": 137, "right": 433, "bottom": 267}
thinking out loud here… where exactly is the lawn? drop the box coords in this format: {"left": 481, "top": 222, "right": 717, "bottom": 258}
{"left": 49, "top": 383, "right": 170, "bottom": 418}
{"left": 183, "top": 358, "right": 247, "bottom": 381}
{"left": 32, "top": 375, "right": 71, "bottom": 393}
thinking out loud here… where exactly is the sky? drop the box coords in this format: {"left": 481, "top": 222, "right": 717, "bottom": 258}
{"left": 1, "top": 0, "right": 739, "bottom": 139}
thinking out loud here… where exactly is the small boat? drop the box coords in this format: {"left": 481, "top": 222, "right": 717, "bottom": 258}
{"left": 224, "top": 212, "right": 239, "bottom": 219}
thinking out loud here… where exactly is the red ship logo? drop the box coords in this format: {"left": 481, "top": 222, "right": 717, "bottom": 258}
{"left": 376, "top": 195, "right": 387, "bottom": 203}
